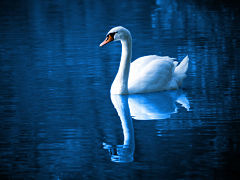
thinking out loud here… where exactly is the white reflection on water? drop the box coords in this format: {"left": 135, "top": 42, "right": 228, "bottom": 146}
{"left": 129, "top": 90, "right": 190, "bottom": 120}
{"left": 103, "top": 95, "right": 134, "bottom": 163}
{"left": 104, "top": 90, "right": 189, "bottom": 163}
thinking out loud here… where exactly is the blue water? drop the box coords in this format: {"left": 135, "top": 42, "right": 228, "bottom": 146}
{"left": 0, "top": 0, "right": 240, "bottom": 179}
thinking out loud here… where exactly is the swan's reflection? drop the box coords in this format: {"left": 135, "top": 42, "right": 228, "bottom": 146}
{"left": 129, "top": 90, "right": 190, "bottom": 120}
{"left": 103, "top": 95, "right": 135, "bottom": 163}
{"left": 103, "top": 90, "right": 190, "bottom": 163}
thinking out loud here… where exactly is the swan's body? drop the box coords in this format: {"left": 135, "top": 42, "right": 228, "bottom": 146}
{"left": 100, "top": 26, "right": 189, "bottom": 94}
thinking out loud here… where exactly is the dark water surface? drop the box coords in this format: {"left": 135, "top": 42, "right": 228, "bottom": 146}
{"left": 0, "top": 0, "right": 240, "bottom": 179}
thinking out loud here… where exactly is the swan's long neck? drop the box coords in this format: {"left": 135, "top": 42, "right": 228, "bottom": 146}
{"left": 112, "top": 36, "right": 132, "bottom": 94}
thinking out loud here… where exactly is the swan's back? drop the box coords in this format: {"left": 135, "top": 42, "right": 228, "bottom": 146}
{"left": 130, "top": 55, "right": 175, "bottom": 71}
{"left": 128, "top": 55, "right": 188, "bottom": 94}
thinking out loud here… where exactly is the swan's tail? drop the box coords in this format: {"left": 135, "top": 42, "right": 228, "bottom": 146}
{"left": 174, "top": 55, "right": 189, "bottom": 86}
{"left": 175, "top": 55, "right": 189, "bottom": 74}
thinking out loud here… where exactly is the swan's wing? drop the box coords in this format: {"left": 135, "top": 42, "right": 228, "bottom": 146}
{"left": 128, "top": 55, "right": 175, "bottom": 93}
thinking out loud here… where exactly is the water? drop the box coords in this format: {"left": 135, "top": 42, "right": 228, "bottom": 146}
{"left": 0, "top": 0, "right": 239, "bottom": 179}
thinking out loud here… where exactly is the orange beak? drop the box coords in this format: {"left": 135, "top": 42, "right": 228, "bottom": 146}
{"left": 99, "top": 34, "right": 114, "bottom": 47}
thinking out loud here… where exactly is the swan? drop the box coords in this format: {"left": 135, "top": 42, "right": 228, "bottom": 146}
{"left": 100, "top": 26, "right": 189, "bottom": 94}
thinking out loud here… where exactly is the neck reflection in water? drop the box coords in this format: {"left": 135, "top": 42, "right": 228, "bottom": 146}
{"left": 103, "top": 90, "right": 190, "bottom": 163}
{"left": 103, "top": 95, "right": 135, "bottom": 163}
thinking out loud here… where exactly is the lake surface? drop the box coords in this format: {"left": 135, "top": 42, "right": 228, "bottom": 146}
{"left": 0, "top": 0, "right": 240, "bottom": 179}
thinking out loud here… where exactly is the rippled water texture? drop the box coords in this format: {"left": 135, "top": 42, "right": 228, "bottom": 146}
{"left": 0, "top": 0, "right": 240, "bottom": 179}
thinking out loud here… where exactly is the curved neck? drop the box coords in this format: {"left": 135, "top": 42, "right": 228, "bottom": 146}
{"left": 114, "top": 37, "right": 132, "bottom": 94}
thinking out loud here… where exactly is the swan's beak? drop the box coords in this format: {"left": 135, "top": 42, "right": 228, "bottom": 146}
{"left": 99, "top": 35, "right": 114, "bottom": 47}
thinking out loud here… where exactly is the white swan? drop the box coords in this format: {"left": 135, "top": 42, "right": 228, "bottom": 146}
{"left": 100, "top": 26, "right": 189, "bottom": 94}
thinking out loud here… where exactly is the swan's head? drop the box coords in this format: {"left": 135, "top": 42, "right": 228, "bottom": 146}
{"left": 99, "top": 26, "right": 131, "bottom": 47}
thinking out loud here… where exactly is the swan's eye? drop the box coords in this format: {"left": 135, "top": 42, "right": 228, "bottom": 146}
{"left": 108, "top": 32, "right": 117, "bottom": 40}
